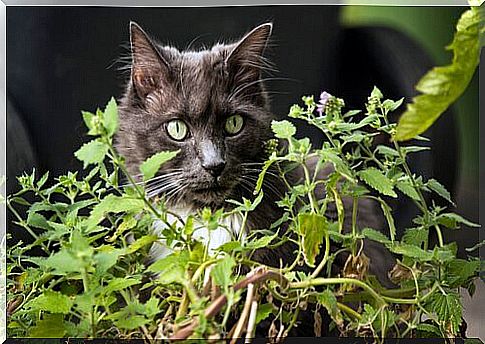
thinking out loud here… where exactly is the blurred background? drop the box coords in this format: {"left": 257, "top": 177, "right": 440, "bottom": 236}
{"left": 6, "top": 5, "right": 481, "bottom": 338}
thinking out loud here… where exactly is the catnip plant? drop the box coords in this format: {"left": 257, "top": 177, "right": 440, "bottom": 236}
{"left": 5, "top": 87, "right": 481, "bottom": 341}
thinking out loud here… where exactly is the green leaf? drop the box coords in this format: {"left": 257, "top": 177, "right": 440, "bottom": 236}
{"left": 362, "top": 228, "right": 391, "bottom": 245}
{"left": 396, "top": 180, "right": 420, "bottom": 201}
{"left": 416, "top": 323, "right": 442, "bottom": 337}
{"left": 317, "top": 289, "right": 342, "bottom": 325}
{"left": 425, "top": 291, "right": 462, "bottom": 335}
{"left": 25, "top": 290, "right": 73, "bottom": 314}
{"left": 26, "top": 212, "right": 51, "bottom": 230}
{"left": 255, "top": 303, "right": 274, "bottom": 324}
{"left": 319, "top": 149, "right": 355, "bottom": 182}
{"left": 376, "top": 145, "right": 400, "bottom": 157}
{"left": 94, "top": 248, "right": 123, "bottom": 274}
{"left": 74, "top": 139, "right": 109, "bottom": 168}
{"left": 390, "top": 243, "right": 433, "bottom": 261}
{"left": 446, "top": 259, "right": 480, "bottom": 287}
{"left": 271, "top": 120, "right": 296, "bottom": 139}
{"left": 140, "top": 150, "right": 180, "bottom": 181}
{"left": 29, "top": 314, "right": 67, "bottom": 338}
{"left": 427, "top": 179, "right": 454, "bottom": 205}
{"left": 85, "top": 194, "right": 144, "bottom": 231}
{"left": 298, "top": 213, "right": 328, "bottom": 267}
{"left": 42, "top": 249, "right": 87, "bottom": 274}
{"left": 103, "top": 97, "right": 118, "bottom": 137}
{"left": 211, "top": 255, "right": 236, "bottom": 291}
{"left": 113, "top": 315, "right": 149, "bottom": 330}
{"left": 358, "top": 168, "right": 397, "bottom": 198}
{"left": 148, "top": 251, "right": 189, "bottom": 285}
{"left": 379, "top": 199, "right": 396, "bottom": 242}
{"left": 126, "top": 234, "right": 160, "bottom": 254}
{"left": 436, "top": 212, "right": 480, "bottom": 229}
{"left": 371, "top": 86, "right": 383, "bottom": 100}
{"left": 402, "top": 227, "right": 429, "bottom": 247}
{"left": 395, "top": 8, "right": 483, "bottom": 140}
{"left": 103, "top": 277, "right": 141, "bottom": 295}
{"left": 245, "top": 232, "right": 278, "bottom": 250}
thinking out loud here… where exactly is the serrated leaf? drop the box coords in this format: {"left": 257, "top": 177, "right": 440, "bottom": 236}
{"left": 211, "top": 255, "right": 236, "bottom": 291}
{"left": 436, "top": 212, "right": 480, "bottom": 229}
{"left": 245, "top": 232, "right": 278, "bottom": 250}
{"left": 25, "top": 290, "right": 73, "bottom": 314}
{"left": 358, "top": 168, "right": 397, "bottom": 198}
{"left": 396, "top": 180, "right": 420, "bottom": 201}
{"left": 103, "top": 97, "right": 118, "bottom": 137}
{"left": 74, "top": 140, "right": 109, "bottom": 168}
{"left": 255, "top": 303, "right": 274, "bottom": 324}
{"left": 26, "top": 212, "right": 51, "bottom": 230}
{"left": 396, "top": 8, "right": 482, "bottom": 140}
{"left": 140, "top": 150, "right": 180, "bottom": 181}
{"left": 298, "top": 213, "right": 328, "bottom": 267}
{"left": 390, "top": 243, "right": 433, "bottom": 261}
{"left": 446, "top": 259, "right": 480, "bottom": 287}
{"left": 85, "top": 194, "right": 144, "bottom": 231}
{"left": 427, "top": 179, "right": 454, "bottom": 205}
{"left": 271, "top": 120, "right": 296, "bottom": 139}
{"left": 317, "top": 289, "right": 343, "bottom": 326}
{"left": 402, "top": 227, "right": 429, "bottom": 247}
{"left": 362, "top": 228, "right": 391, "bottom": 245}
{"left": 376, "top": 145, "right": 400, "bottom": 157}
{"left": 425, "top": 291, "right": 462, "bottom": 335}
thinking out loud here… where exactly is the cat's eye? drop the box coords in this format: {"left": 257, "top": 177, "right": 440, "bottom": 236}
{"left": 225, "top": 115, "right": 244, "bottom": 135}
{"left": 166, "top": 120, "right": 188, "bottom": 141}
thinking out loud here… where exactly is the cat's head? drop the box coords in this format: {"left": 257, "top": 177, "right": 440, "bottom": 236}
{"left": 116, "top": 22, "right": 275, "bottom": 209}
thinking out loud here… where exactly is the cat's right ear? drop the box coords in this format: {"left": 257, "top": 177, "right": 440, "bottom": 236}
{"left": 130, "top": 22, "right": 170, "bottom": 99}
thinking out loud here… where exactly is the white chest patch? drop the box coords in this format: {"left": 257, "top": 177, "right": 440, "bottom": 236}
{"left": 149, "top": 207, "right": 244, "bottom": 261}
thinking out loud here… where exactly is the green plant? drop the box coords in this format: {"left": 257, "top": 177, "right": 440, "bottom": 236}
{"left": 6, "top": 86, "right": 482, "bottom": 341}
{"left": 395, "top": 4, "right": 484, "bottom": 141}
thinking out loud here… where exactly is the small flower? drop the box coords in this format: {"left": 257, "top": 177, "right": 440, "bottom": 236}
{"left": 316, "top": 91, "right": 332, "bottom": 116}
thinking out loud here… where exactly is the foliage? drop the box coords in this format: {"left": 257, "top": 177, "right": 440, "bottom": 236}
{"left": 395, "top": 5, "right": 484, "bottom": 141}
{"left": 6, "top": 88, "right": 482, "bottom": 341}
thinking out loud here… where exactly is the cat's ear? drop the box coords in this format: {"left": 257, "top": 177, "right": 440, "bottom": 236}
{"left": 225, "top": 22, "right": 273, "bottom": 82}
{"left": 130, "top": 22, "right": 170, "bottom": 98}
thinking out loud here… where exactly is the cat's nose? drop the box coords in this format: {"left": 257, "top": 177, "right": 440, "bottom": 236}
{"left": 202, "top": 159, "right": 226, "bottom": 177}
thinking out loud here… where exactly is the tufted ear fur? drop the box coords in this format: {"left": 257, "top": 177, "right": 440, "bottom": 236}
{"left": 130, "top": 22, "right": 171, "bottom": 99}
{"left": 224, "top": 22, "right": 273, "bottom": 85}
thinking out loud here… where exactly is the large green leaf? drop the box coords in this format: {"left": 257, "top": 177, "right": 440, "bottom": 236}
{"left": 139, "top": 150, "right": 180, "bottom": 181}
{"left": 85, "top": 194, "right": 144, "bottom": 230}
{"left": 74, "top": 139, "right": 109, "bottom": 168}
{"left": 395, "top": 7, "right": 484, "bottom": 140}
{"left": 103, "top": 97, "right": 118, "bottom": 137}
{"left": 358, "top": 168, "right": 397, "bottom": 198}
{"left": 25, "top": 290, "right": 73, "bottom": 314}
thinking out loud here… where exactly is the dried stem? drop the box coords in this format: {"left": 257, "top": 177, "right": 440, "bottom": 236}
{"left": 171, "top": 267, "right": 288, "bottom": 340}
{"left": 230, "top": 283, "right": 254, "bottom": 344}
{"left": 245, "top": 298, "right": 259, "bottom": 343}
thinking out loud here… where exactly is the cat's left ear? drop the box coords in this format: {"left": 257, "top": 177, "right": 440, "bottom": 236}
{"left": 225, "top": 22, "right": 273, "bottom": 80}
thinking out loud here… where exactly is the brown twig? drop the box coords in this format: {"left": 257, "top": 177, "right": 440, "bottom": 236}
{"left": 230, "top": 283, "right": 254, "bottom": 344}
{"left": 170, "top": 267, "right": 288, "bottom": 340}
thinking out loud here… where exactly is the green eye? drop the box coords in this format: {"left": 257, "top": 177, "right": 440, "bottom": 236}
{"left": 225, "top": 115, "right": 244, "bottom": 135}
{"left": 166, "top": 120, "right": 188, "bottom": 141}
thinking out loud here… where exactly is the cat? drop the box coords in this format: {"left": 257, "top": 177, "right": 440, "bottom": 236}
{"left": 115, "top": 21, "right": 395, "bottom": 337}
